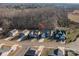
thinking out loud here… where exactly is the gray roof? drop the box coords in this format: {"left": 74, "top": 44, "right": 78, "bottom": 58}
{"left": 48, "top": 49, "right": 64, "bottom": 56}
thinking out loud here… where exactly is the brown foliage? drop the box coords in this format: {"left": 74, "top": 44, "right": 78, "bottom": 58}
{"left": 0, "top": 8, "right": 69, "bottom": 30}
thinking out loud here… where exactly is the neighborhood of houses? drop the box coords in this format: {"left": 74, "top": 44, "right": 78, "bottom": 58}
{"left": 0, "top": 28, "right": 66, "bottom": 43}
{"left": 0, "top": 27, "right": 78, "bottom": 56}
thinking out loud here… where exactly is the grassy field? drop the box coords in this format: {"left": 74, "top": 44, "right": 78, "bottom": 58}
{"left": 41, "top": 48, "right": 53, "bottom": 56}
{"left": 66, "top": 28, "right": 79, "bottom": 43}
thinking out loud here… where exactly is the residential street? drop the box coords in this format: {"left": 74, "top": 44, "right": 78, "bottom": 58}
{"left": 0, "top": 37, "right": 79, "bottom": 55}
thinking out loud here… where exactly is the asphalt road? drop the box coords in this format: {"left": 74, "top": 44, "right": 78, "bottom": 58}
{"left": 0, "top": 37, "right": 79, "bottom": 55}
{"left": 0, "top": 39, "right": 65, "bottom": 56}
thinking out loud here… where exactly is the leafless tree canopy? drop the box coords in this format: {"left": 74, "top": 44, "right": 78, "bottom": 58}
{"left": 0, "top": 8, "right": 70, "bottom": 31}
